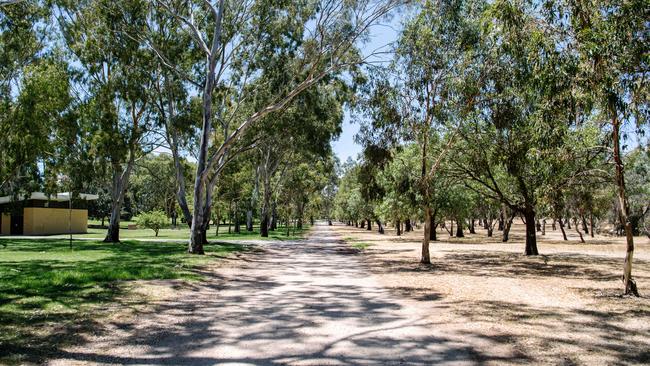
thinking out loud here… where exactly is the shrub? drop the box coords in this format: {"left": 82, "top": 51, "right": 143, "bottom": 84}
{"left": 135, "top": 211, "right": 168, "bottom": 237}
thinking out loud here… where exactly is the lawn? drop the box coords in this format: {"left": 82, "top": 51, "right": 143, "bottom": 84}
{"left": 0, "top": 238, "right": 244, "bottom": 364}
{"left": 79, "top": 220, "right": 310, "bottom": 241}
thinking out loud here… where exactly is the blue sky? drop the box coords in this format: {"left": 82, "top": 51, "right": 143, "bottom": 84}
{"left": 331, "top": 20, "right": 400, "bottom": 163}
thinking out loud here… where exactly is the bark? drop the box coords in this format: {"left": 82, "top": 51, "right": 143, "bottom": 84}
{"left": 573, "top": 217, "right": 585, "bottom": 243}
{"left": 558, "top": 217, "right": 568, "bottom": 240}
{"left": 260, "top": 163, "right": 272, "bottom": 237}
{"left": 247, "top": 166, "right": 259, "bottom": 232}
{"left": 589, "top": 213, "right": 594, "bottom": 238}
{"left": 405, "top": 219, "right": 412, "bottom": 232}
{"left": 536, "top": 219, "right": 542, "bottom": 232}
{"left": 421, "top": 206, "right": 432, "bottom": 264}
{"left": 360, "top": 220, "right": 365, "bottom": 229}
{"left": 376, "top": 219, "right": 384, "bottom": 234}
{"left": 169, "top": 127, "right": 192, "bottom": 227}
{"left": 498, "top": 209, "right": 505, "bottom": 231}
{"left": 270, "top": 201, "right": 277, "bottom": 230}
{"left": 468, "top": 219, "right": 476, "bottom": 234}
{"left": 366, "top": 219, "right": 371, "bottom": 231}
{"left": 429, "top": 215, "right": 436, "bottom": 241}
{"left": 104, "top": 155, "right": 136, "bottom": 243}
{"left": 581, "top": 215, "right": 589, "bottom": 235}
{"left": 455, "top": 219, "right": 464, "bottom": 237}
{"left": 612, "top": 113, "right": 638, "bottom": 296}
{"left": 234, "top": 201, "right": 240, "bottom": 234}
{"left": 542, "top": 219, "right": 546, "bottom": 236}
{"left": 523, "top": 208, "right": 539, "bottom": 255}
{"left": 502, "top": 210, "right": 514, "bottom": 242}
{"left": 396, "top": 219, "right": 401, "bottom": 236}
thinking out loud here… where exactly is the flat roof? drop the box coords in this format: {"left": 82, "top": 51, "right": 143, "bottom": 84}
{"left": 0, "top": 192, "right": 99, "bottom": 204}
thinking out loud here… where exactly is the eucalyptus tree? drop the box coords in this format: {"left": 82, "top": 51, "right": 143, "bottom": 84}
{"left": 567, "top": 0, "right": 648, "bottom": 295}
{"left": 149, "top": 0, "right": 403, "bottom": 254}
{"left": 248, "top": 81, "right": 344, "bottom": 237}
{"left": 0, "top": 0, "right": 53, "bottom": 192}
{"left": 56, "top": 0, "right": 158, "bottom": 242}
{"left": 356, "top": 0, "right": 483, "bottom": 263}
{"left": 451, "top": 0, "right": 583, "bottom": 255}
{"left": 146, "top": 5, "right": 202, "bottom": 227}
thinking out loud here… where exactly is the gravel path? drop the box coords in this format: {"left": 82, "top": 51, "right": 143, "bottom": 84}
{"left": 47, "top": 223, "right": 492, "bottom": 366}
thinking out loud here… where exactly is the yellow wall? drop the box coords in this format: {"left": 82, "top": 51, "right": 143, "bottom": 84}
{"left": 0, "top": 213, "right": 9, "bottom": 235}
{"left": 23, "top": 208, "right": 88, "bottom": 235}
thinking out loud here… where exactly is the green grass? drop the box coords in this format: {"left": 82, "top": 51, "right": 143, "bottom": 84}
{"left": 0, "top": 238, "right": 244, "bottom": 364}
{"left": 76, "top": 222, "right": 310, "bottom": 241}
{"left": 341, "top": 236, "right": 371, "bottom": 250}
{"left": 350, "top": 242, "right": 371, "bottom": 250}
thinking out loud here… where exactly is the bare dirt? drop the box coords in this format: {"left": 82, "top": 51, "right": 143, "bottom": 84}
{"left": 335, "top": 220, "right": 650, "bottom": 365}
{"left": 45, "top": 222, "right": 650, "bottom": 365}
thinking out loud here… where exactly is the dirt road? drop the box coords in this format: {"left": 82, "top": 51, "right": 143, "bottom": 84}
{"left": 48, "top": 223, "right": 504, "bottom": 365}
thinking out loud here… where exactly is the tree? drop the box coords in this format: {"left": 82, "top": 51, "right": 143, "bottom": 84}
{"left": 451, "top": 0, "right": 584, "bottom": 255}
{"left": 135, "top": 210, "right": 168, "bottom": 236}
{"left": 356, "top": 0, "right": 483, "bottom": 263}
{"left": 0, "top": 1, "right": 53, "bottom": 193}
{"left": 57, "top": 0, "right": 157, "bottom": 242}
{"left": 150, "top": 0, "right": 403, "bottom": 254}
{"left": 568, "top": 0, "right": 648, "bottom": 295}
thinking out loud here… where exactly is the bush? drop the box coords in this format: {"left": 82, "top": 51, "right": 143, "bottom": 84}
{"left": 135, "top": 211, "right": 168, "bottom": 237}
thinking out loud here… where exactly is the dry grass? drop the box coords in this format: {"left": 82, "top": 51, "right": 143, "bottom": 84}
{"left": 335, "top": 220, "right": 650, "bottom": 365}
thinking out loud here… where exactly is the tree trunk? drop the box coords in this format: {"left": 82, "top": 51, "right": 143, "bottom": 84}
{"left": 590, "top": 213, "right": 594, "bottom": 238}
{"left": 536, "top": 219, "right": 542, "bottom": 232}
{"left": 405, "top": 219, "right": 412, "bottom": 232}
{"left": 376, "top": 219, "right": 384, "bottom": 234}
{"left": 502, "top": 210, "right": 514, "bottom": 242}
{"left": 104, "top": 156, "right": 136, "bottom": 243}
{"left": 469, "top": 218, "right": 476, "bottom": 234}
{"left": 270, "top": 201, "right": 277, "bottom": 230}
{"left": 612, "top": 114, "right": 638, "bottom": 296}
{"left": 574, "top": 217, "right": 585, "bottom": 243}
{"left": 581, "top": 215, "right": 589, "bottom": 235}
{"left": 542, "top": 219, "right": 546, "bottom": 235}
{"left": 455, "top": 219, "right": 464, "bottom": 237}
{"left": 558, "top": 217, "right": 568, "bottom": 240}
{"left": 430, "top": 223, "right": 437, "bottom": 241}
{"left": 246, "top": 210, "right": 253, "bottom": 232}
{"left": 523, "top": 208, "right": 539, "bottom": 255}
{"left": 498, "top": 209, "right": 505, "bottom": 231}
{"left": 260, "top": 173, "right": 271, "bottom": 237}
{"left": 366, "top": 219, "right": 371, "bottom": 231}
{"left": 421, "top": 206, "right": 431, "bottom": 264}
{"left": 429, "top": 215, "right": 436, "bottom": 241}
{"left": 234, "top": 201, "right": 240, "bottom": 234}
{"left": 360, "top": 220, "right": 365, "bottom": 229}
{"left": 552, "top": 219, "right": 556, "bottom": 231}
{"left": 396, "top": 219, "right": 401, "bottom": 236}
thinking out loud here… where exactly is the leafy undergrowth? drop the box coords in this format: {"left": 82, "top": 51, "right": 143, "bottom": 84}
{"left": 0, "top": 238, "right": 244, "bottom": 364}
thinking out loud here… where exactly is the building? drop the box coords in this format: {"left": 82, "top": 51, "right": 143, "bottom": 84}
{"left": 0, "top": 192, "right": 99, "bottom": 235}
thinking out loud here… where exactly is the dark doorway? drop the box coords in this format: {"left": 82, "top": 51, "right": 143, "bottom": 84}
{"left": 10, "top": 215, "right": 23, "bottom": 235}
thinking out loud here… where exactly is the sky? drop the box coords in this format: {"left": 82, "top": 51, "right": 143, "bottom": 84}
{"left": 330, "top": 20, "right": 400, "bottom": 163}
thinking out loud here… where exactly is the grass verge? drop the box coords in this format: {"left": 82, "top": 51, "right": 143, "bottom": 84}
{"left": 0, "top": 238, "right": 244, "bottom": 364}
